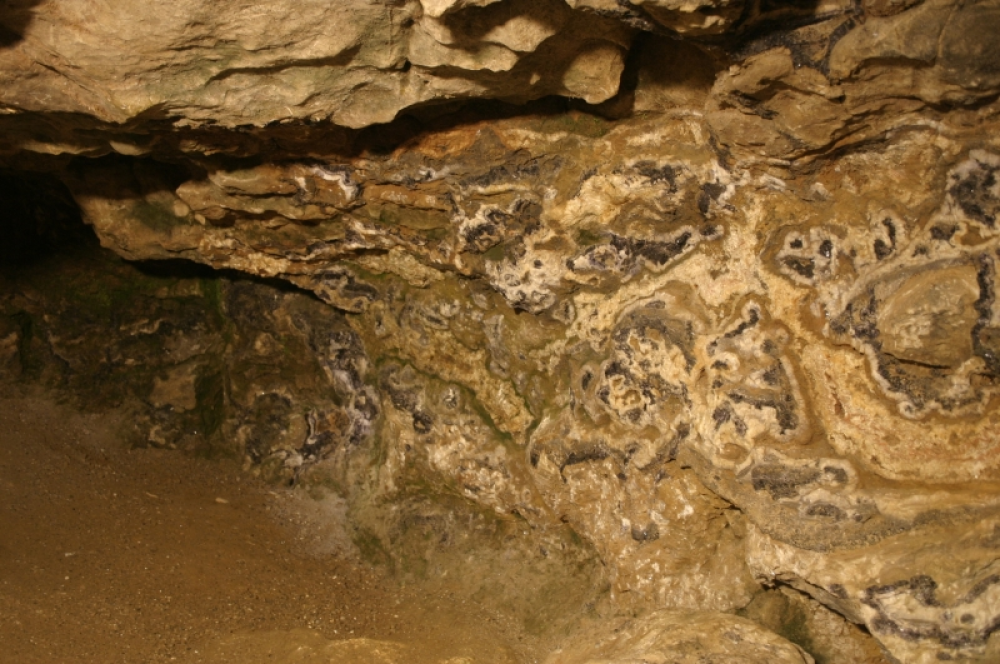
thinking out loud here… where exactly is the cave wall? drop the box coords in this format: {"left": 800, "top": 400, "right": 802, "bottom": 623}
{"left": 3, "top": 1, "right": 1000, "bottom": 662}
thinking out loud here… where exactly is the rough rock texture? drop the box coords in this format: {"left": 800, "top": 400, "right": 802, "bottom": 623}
{"left": 3, "top": 0, "right": 1000, "bottom": 662}
{"left": 0, "top": 0, "right": 631, "bottom": 136}
{"left": 544, "top": 610, "right": 815, "bottom": 664}
{"left": 742, "top": 586, "right": 892, "bottom": 664}
{"left": 0, "top": 199, "right": 605, "bottom": 646}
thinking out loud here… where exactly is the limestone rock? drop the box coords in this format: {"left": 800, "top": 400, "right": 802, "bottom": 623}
{"left": 630, "top": 0, "right": 744, "bottom": 36}
{"left": 704, "top": 0, "right": 1000, "bottom": 165}
{"left": 748, "top": 517, "right": 1000, "bottom": 664}
{"left": 830, "top": 0, "right": 1000, "bottom": 102}
{"left": 148, "top": 363, "right": 199, "bottom": 412}
{"left": 52, "top": 107, "right": 1000, "bottom": 639}
{"left": 707, "top": 48, "right": 850, "bottom": 161}
{"left": 420, "top": 0, "right": 505, "bottom": 19}
{"left": 544, "top": 610, "right": 815, "bottom": 664}
{"left": 0, "top": 0, "right": 632, "bottom": 141}
{"left": 741, "top": 587, "right": 893, "bottom": 664}
{"left": 4, "top": 0, "right": 1000, "bottom": 661}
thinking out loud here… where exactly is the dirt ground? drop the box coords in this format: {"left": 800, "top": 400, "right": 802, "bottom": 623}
{"left": 0, "top": 392, "right": 535, "bottom": 664}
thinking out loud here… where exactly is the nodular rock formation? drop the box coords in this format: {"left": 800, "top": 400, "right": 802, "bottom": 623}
{"left": 3, "top": 0, "right": 1000, "bottom": 661}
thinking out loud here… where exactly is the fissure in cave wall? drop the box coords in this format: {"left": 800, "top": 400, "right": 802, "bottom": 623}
{"left": 3, "top": 0, "right": 1000, "bottom": 662}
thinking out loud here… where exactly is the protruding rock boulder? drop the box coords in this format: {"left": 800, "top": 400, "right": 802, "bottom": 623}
{"left": 545, "top": 610, "right": 815, "bottom": 664}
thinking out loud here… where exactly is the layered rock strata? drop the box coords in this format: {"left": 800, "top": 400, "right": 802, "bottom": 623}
{"left": 3, "top": 0, "right": 1000, "bottom": 662}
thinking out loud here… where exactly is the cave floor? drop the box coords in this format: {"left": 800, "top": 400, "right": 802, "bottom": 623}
{"left": 0, "top": 391, "right": 530, "bottom": 664}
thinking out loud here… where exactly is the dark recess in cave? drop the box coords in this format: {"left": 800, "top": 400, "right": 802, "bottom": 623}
{"left": 0, "top": 169, "right": 88, "bottom": 268}
{"left": 0, "top": 0, "right": 43, "bottom": 48}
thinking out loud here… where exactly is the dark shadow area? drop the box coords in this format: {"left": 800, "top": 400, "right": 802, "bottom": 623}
{"left": 133, "top": 257, "right": 315, "bottom": 299}
{"left": 0, "top": 169, "right": 91, "bottom": 269}
{"left": 725, "top": 0, "right": 856, "bottom": 71}
{"left": 433, "top": 0, "right": 570, "bottom": 46}
{"left": 352, "top": 97, "right": 577, "bottom": 156}
{"left": 0, "top": 0, "right": 43, "bottom": 48}
{"left": 726, "top": 0, "right": 833, "bottom": 44}
{"left": 739, "top": 583, "right": 891, "bottom": 664}
{"left": 343, "top": 24, "right": 666, "bottom": 159}
{"left": 0, "top": 164, "right": 312, "bottom": 298}
{"left": 352, "top": 95, "right": 610, "bottom": 157}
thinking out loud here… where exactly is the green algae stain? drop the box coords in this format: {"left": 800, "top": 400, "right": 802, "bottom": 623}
{"left": 8, "top": 312, "right": 40, "bottom": 379}
{"left": 352, "top": 526, "right": 392, "bottom": 568}
{"left": 575, "top": 227, "right": 605, "bottom": 247}
{"left": 483, "top": 243, "right": 506, "bottom": 263}
{"left": 534, "top": 112, "right": 611, "bottom": 139}
{"left": 195, "top": 367, "right": 226, "bottom": 437}
{"left": 131, "top": 200, "right": 182, "bottom": 233}
{"left": 368, "top": 202, "right": 450, "bottom": 231}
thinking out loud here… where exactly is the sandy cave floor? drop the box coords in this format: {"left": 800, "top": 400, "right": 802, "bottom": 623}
{"left": 0, "top": 392, "right": 535, "bottom": 664}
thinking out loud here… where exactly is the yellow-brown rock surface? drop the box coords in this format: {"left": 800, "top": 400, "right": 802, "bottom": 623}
{"left": 545, "top": 610, "right": 815, "bottom": 664}
{"left": 2, "top": 0, "right": 1000, "bottom": 662}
